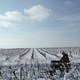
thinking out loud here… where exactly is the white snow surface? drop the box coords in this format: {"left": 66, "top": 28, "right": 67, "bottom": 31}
{"left": 0, "top": 47, "right": 80, "bottom": 80}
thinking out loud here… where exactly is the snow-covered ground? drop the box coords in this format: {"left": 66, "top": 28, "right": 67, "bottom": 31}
{"left": 0, "top": 47, "right": 80, "bottom": 80}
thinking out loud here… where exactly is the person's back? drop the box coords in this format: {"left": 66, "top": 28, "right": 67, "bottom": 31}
{"left": 60, "top": 51, "right": 70, "bottom": 63}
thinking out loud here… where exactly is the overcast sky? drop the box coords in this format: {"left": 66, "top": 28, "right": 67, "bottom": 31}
{"left": 0, "top": 0, "right": 80, "bottom": 48}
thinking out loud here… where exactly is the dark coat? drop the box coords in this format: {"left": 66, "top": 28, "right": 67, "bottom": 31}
{"left": 60, "top": 52, "right": 70, "bottom": 63}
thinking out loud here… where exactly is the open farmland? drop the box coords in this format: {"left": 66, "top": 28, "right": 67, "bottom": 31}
{"left": 0, "top": 47, "right": 80, "bottom": 80}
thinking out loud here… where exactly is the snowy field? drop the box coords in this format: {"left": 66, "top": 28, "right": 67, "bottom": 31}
{"left": 0, "top": 47, "right": 80, "bottom": 80}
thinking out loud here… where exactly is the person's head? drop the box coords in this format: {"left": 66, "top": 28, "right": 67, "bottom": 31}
{"left": 62, "top": 51, "right": 66, "bottom": 55}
